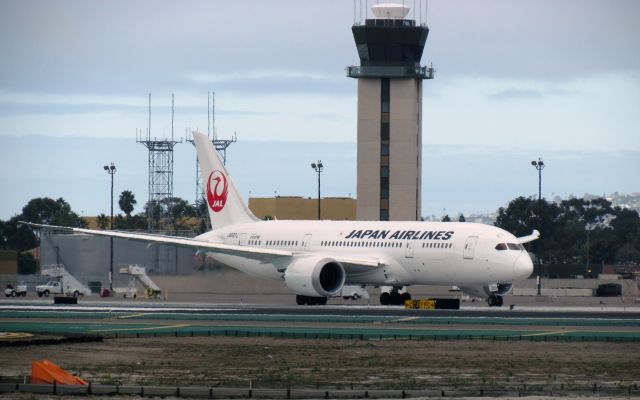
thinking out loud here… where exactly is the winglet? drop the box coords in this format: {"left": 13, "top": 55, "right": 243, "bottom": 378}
{"left": 516, "top": 229, "right": 540, "bottom": 244}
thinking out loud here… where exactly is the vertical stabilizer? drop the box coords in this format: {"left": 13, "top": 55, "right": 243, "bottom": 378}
{"left": 192, "top": 131, "right": 258, "bottom": 229}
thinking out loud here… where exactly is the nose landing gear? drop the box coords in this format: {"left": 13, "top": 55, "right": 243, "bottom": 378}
{"left": 487, "top": 294, "right": 504, "bottom": 307}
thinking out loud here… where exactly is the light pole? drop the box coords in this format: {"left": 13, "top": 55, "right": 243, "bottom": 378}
{"left": 530, "top": 158, "right": 545, "bottom": 200}
{"left": 310, "top": 161, "right": 324, "bottom": 220}
{"left": 103, "top": 162, "right": 116, "bottom": 291}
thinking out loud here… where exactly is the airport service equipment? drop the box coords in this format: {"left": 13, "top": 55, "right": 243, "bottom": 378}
{"left": 4, "top": 283, "right": 27, "bottom": 297}
{"left": 118, "top": 264, "right": 161, "bottom": 298}
{"left": 38, "top": 265, "right": 90, "bottom": 297}
{"left": 337, "top": 285, "right": 370, "bottom": 300}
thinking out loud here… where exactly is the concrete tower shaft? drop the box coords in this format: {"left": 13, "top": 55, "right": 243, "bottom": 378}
{"left": 348, "top": 4, "right": 433, "bottom": 221}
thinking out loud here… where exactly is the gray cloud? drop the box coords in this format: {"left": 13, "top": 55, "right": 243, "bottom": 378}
{"left": 2, "top": 0, "right": 638, "bottom": 98}
{"left": 488, "top": 87, "right": 574, "bottom": 101}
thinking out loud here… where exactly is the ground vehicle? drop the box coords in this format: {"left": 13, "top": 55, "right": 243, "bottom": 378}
{"left": 36, "top": 280, "right": 85, "bottom": 297}
{"left": 4, "top": 283, "right": 27, "bottom": 297}
{"left": 36, "top": 281, "right": 63, "bottom": 297}
{"left": 337, "top": 285, "right": 370, "bottom": 300}
{"left": 36, "top": 266, "right": 90, "bottom": 297}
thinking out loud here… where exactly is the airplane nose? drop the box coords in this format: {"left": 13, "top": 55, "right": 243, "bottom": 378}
{"left": 514, "top": 253, "right": 534, "bottom": 280}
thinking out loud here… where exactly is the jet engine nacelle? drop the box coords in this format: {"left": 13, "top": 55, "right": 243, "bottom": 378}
{"left": 459, "top": 283, "right": 513, "bottom": 299}
{"left": 284, "top": 256, "right": 346, "bottom": 297}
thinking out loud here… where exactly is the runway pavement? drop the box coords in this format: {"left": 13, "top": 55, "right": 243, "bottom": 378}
{"left": 1, "top": 298, "right": 639, "bottom": 342}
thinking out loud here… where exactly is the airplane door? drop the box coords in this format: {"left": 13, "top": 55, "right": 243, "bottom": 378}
{"left": 302, "top": 234, "right": 312, "bottom": 251}
{"left": 463, "top": 236, "right": 479, "bottom": 259}
{"left": 238, "top": 233, "right": 247, "bottom": 246}
{"left": 404, "top": 242, "right": 414, "bottom": 258}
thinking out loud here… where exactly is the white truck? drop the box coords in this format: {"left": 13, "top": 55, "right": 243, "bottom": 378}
{"left": 4, "top": 283, "right": 28, "bottom": 297}
{"left": 37, "top": 265, "right": 91, "bottom": 297}
{"left": 337, "top": 285, "right": 370, "bottom": 301}
{"left": 36, "top": 280, "right": 65, "bottom": 297}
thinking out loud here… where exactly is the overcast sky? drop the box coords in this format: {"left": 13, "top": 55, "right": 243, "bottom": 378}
{"left": 0, "top": 0, "right": 639, "bottom": 219}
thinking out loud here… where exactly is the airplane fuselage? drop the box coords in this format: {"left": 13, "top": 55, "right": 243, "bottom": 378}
{"left": 197, "top": 220, "right": 533, "bottom": 289}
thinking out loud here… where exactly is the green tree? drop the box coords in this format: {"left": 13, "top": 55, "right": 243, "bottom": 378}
{"left": 97, "top": 213, "right": 109, "bottom": 230}
{"left": 21, "top": 197, "right": 87, "bottom": 228}
{"left": 113, "top": 214, "right": 127, "bottom": 230}
{"left": 0, "top": 216, "right": 38, "bottom": 251}
{"left": 458, "top": 213, "right": 466, "bottom": 222}
{"left": 0, "top": 219, "right": 7, "bottom": 248}
{"left": 118, "top": 190, "right": 137, "bottom": 217}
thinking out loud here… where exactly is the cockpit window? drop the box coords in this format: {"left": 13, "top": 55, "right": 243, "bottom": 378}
{"left": 507, "top": 243, "right": 523, "bottom": 251}
{"left": 495, "top": 243, "right": 523, "bottom": 251}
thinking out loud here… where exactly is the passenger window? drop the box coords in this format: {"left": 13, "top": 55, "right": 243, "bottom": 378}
{"left": 495, "top": 243, "right": 508, "bottom": 251}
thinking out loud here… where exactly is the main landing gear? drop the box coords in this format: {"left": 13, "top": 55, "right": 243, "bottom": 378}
{"left": 379, "top": 289, "right": 411, "bottom": 306}
{"left": 296, "top": 295, "right": 327, "bottom": 306}
{"left": 487, "top": 294, "right": 504, "bottom": 307}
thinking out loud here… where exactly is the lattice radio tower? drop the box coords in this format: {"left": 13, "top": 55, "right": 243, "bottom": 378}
{"left": 136, "top": 93, "right": 182, "bottom": 233}
{"left": 187, "top": 91, "right": 236, "bottom": 232}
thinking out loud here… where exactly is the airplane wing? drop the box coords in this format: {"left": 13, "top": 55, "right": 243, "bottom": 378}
{"left": 516, "top": 229, "right": 540, "bottom": 244}
{"left": 20, "top": 222, "right": 382, "bottom": 272}
{"left": 20, "top": 222, "right": 292, "bottom": 261}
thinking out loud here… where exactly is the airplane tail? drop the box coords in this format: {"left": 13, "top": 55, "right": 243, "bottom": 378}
{"left": 193, "top": 131, "right": 259, "bottom": 230}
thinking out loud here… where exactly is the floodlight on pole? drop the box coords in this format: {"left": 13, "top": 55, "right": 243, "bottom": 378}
{"left": 311, "top": 161, "right": 324, "bottom": 220}
{"left": 103, "top": 162, "right": 116, "bottom": 291}
{"left": 530, "top": 157, "right": 545, "bottom": 201}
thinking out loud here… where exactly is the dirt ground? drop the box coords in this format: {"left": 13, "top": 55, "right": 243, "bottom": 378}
{"left": 1, "top": 336, "right": 639, "bottom": 393}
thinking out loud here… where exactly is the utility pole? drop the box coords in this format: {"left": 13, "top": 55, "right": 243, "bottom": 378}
{"left": 311, "top": 161, "right": 324, "bottom": 220}
{"left": 103, "top": 162, "right": 116, "bottom": 291}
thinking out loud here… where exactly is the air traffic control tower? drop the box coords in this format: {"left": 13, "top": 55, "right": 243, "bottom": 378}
{"left": 347, "top": 3, "right": 433, "bottom": 221}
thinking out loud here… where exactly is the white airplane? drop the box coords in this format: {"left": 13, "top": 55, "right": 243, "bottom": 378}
{"left": 25, "top": 131, "right": 538, "bottom": 307}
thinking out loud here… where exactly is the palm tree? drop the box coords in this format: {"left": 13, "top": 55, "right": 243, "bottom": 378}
{"left": 118, "top": 190, "right": 137, "bottom": 217}
{"left": 97, "top": 214, "right": 109, "bottom": 230}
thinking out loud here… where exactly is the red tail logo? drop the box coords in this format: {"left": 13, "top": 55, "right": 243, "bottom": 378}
{"left": 206, "top": 170, "right": 228, "bottom": 213}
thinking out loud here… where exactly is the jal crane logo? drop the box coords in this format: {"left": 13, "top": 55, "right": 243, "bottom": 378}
{"left": 206, "top": 170, "right": 228, "bottom": 213}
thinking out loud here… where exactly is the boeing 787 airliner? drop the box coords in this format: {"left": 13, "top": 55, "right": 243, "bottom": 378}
{"left": 25, "top": 131, "right": 537, "bottom": 306}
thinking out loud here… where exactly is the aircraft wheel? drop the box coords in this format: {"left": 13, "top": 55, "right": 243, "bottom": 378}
{"left": 43, "top": 290, "right": 50, "bottom": 297}
{"left": 10, "top": 291, "right": 16, "bottom": 297}
{"left": 401, "top": 292, "right": 411, "bottom": 304}
{"left": 380, "top": 292, "right": 390, "bottom": 305}
{"left": 488, "top": 295, "right": 503, "bottom": 307}
{"left": 390, "top": 291, "right": 402, "bottom": 305}
{"left": 296, "top": 295, "right": 306, "bottom": 305}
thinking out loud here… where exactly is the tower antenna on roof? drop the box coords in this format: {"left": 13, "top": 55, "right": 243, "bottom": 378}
{"left": 148, "top": 93, "right": 151, "bottom": 140}
{"left": 171, "top": 93, "right": 174, "bottom": 142}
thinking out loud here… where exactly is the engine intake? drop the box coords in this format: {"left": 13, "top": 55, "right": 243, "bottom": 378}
{"left": 284, "top": 256, "right": 346, "bottom": 297}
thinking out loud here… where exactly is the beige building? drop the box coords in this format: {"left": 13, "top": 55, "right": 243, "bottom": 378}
{"left": 348, "top": 5, "right": 433, "bottom": 221}
{"left": 249, "top": 197, "right": 356, "bottom": 220}
{"left": 0, "top": 250, "right": 18, "bottom": 274}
